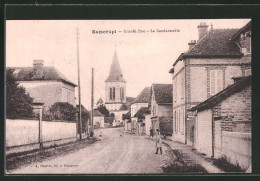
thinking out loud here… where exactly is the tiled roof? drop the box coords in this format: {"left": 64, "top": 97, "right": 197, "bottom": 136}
{"left": 132, "top": 87, "right": 151, "bottom": 104}
{"left": 126, "top": 96, "right": 135, "bottom": 105}
{"left": 105, "top": 51, "right": 126, "bottom": 83}
{"left": 152, "top": 84, "right": 172, "bottom": 104}
{"left": 119, "top": 97, "right": 136, "bottom": 111}
{"left": 189, "top": 75, "right": 251, "bottom": 112}
{"left": 134, "top": 107, "right": 149, "bottom": 119}
{"left": 119, "top": 104, "right": 129, "bottom": 111}
{"left": 122, "top": 110, "right": 131, "bottom": 120}
{"left": 232, "top": 21, "right": 251, "bottom": 40}
{"left": 170, "top": 28, "right": 245, "bottom": 70}
{"left": 93, "top": 109, "right": 105, "bottom": 117}
{"left": 7, "top": 66, "right": 77, "bottom": 87}
{"left": 185, "top": 29, "right": 242, "bottom": 57}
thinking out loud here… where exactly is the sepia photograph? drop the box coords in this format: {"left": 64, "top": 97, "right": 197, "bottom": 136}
{"left": 5, "top": 19, "right": 251, "bottom": 174}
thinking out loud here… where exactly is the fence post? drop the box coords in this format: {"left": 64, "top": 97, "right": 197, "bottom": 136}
{"left": 32, "top": 102, "right": 44, "bottom": 148}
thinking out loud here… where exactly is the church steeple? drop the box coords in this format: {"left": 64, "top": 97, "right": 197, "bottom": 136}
{"left": 105, "top": 51, "right": 126, "bottom": 83}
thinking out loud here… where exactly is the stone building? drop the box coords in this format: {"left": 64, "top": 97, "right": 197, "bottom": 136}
{"left": 130, "top": 87, "right": 151, "bottom": 131}
{"left": 93, "top": 109, "right": 105, "bottom": 128}
{"left": 189, "top": 75, "right": 251, "bottom": 170}
{"left": 150, "top": 84, "right": 173, "bottom": 135}
{"left": 169, "top": 21, "right": 251, "bottom": 144}
{"left": 7, "top": 60, "right": 77, "bottom": 110}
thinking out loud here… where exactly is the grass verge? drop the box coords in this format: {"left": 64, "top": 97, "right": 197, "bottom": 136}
{"left": 162, "top": 146, "right": 207, "bottom": 173}
{"left": 212, "top": 157, "right": 243, "bottom": 172}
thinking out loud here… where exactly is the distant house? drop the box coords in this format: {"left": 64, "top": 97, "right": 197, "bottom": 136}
{"left": 134, "top": 107, "right": 150, "bottom": 135}
{"left": 93, "top": 109, "right": 105, "bottom": 128}
{"left": 130, "top": 87, "right": 151, "bottom": 131}
{"left": 122, "top": 110, "right": 131, "bottom": 131}
{"left": 150, "top": 84, "right": 173, "bottom": 136}
{"left": 169, "top": 21, "right": 251, "bottom": 144}
{"left": 7, "top": 60, "right": 77, "bottom": 111}
{"left": 189, "top": 75, "right": 251, "bottom": 170}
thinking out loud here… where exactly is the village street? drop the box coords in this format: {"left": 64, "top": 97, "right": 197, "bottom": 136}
{"left": 11, "top": 128, "right": 168, "bottom": 174}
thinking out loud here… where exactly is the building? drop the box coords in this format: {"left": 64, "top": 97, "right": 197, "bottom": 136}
{"left": 130, "top": 87, "right": 151, "bottom": 131}
{"left": 150, "top": 84, "right": 173, "bottom": 135}
{"left": 105, "top": 51, "right": 130, "bottom": 125}
{"left": 122, "top": 110, "right": 131, "bottom": 130}
{"left": 169, "top": 21, "right": 251, "bottom": 144}
{"left": 189, "top": 75, "right": 251, "bottom": 170}
{"left": 134, "top": 107, "right": 149, "bottom": 135}
{"left": 93, "top": 109, "right": 105, "bottom": 128}
{"left": 7, "top": 60, "right": 77, "bottom": 111}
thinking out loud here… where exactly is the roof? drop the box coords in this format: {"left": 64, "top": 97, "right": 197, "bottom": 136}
{"left": 132, "top": 87, "right": 151, "bottom": 104}
{"left": 119, "top": 97, "right": 136, "bottom": 111}
{"left": 7, "top": 66, "right": 77, "bottom": 87}
{"left": 185, "top": 29, "right": 242, "bottom": 57}
{"left": 152, "top": 84, "right": 173, "bottom": 104}
{"left": 232, "top": 21, "right": 251, "bottom": 40}
{"left": 93, "top": 109, "right": 105, "bottom": 117}
{"left": 122, "top": 110, "right": 131, "bottom": 120}
{"left": 189, "top": 75, "right": 251, "bottom": 112}
{"left": 105, "top": 51, "right": 126, "bottom": 83}
{"left": 134, "top": 107, "right": 149, "bottom": 119}
{"left": 170, "top": 28, "right": 246, "bottom": 70}
{"left": 126, "top": 96, "right": 135, "bottom": 105}
{"left": 119, "top": 104, "right": 129, "bottom": 111}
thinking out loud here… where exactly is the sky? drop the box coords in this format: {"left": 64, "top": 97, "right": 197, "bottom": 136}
{"left": 6, "top": 19, "right": 250, "bottom": 109}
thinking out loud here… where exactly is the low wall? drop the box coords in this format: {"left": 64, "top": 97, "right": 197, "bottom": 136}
{"left": 6, "top": 119, "right": 76, "bottom": 148}
{"left": 222, "top": 131, "right": 251, "bottom": 170}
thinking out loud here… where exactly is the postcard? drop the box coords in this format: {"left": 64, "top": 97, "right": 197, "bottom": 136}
{"left": 5, "top": 19, "right": 251, "bottom": 174}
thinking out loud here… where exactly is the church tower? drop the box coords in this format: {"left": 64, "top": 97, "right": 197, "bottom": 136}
{"left": 105, "top": 51, "right": 126, "bottom": 111}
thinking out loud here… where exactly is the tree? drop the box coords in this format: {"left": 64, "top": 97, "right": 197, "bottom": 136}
{"left": 49, "top": 102, "right": 77, "bottom": 122}
{"left": 6, "top": 69, "right": 34, "bottom": 119}
{"left": 96, "top": 98, "right": 109, "bottom": 117}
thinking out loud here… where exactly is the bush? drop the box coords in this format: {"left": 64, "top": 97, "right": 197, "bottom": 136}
{"left": 6, "top": 69, "right": 35, "bottom": 119}
{"left": 49, "top": 102, "right": 76, "bottom": 122}
{"left": 213, "top": 157, "right": 243, "bottom": 172}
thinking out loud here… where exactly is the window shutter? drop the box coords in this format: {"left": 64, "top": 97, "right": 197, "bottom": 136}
{"left": 113, "top": 87, "right": 115, "bottom": 100}
{"left": 210, "top": 70, "right": 216, "bottom": 95}
{"left": 110, "top": 87, "right": 112, "bottom": 99}
{"left": 216, "top": 70, "right": 223, "bottom": 93}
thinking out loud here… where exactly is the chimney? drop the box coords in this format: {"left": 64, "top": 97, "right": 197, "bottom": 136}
{"left": 33, "top": 60, "right": 44, "bottom": 79}
{"left": 188, "top": 40, "right": 196, "bottom": 50}
{"left": 197, "top": 22, "right": 209, "bottom": 40}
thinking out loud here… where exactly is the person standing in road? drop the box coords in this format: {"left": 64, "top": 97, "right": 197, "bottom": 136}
{"left": 149, "top": 127, "right": 153, "bottom": 138}
{"left": 155, "top": 129, "right": 162, "bottom": 154}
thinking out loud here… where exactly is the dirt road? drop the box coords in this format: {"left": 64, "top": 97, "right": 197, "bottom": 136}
{"left": 11, "top": 128, "right": 167, "bottom": 174}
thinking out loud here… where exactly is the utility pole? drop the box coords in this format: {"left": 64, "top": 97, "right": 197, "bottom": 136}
{"left": 91, "top": 68, "right": 94, "bottom": 130}
{"left": 77, "top": 28, "right": 82, "bottom": 140}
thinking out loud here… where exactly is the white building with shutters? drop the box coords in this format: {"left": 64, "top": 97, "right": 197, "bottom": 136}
{"left": 169, "top": 21, "right": 251, "bottom": 144}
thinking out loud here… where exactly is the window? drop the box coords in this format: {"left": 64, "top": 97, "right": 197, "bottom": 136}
{"left": 178, "top": 109, "right": 180, "bottom": 132}
{"left": 174, "top": 111, "right": 177, "bottom": 133}
{"left": 120, "top": 87, "right": 124, "bottom": 101}
{"left": 110, "top": 87, "right": 115, "bottom": 100}
{"left": 210, "top": 70, "right": 223, "bottom": 96}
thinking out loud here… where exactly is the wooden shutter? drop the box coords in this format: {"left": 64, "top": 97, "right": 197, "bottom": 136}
{"left": 216, "top": 70, "right": 223, "bottom": 93}
{"left": 210, "top": 70, "right": 216, "bottom": 95}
